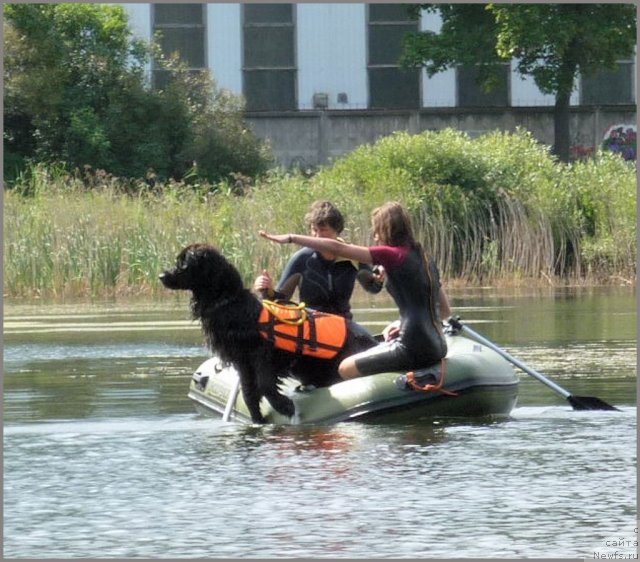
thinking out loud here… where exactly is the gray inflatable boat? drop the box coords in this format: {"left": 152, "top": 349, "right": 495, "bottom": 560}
{"left": 187, "top": 331, "right": 519, "bottom": 424}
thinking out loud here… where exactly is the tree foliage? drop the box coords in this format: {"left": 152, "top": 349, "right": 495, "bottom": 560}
{"left": 403, "top": 4, "right": 505, "bottom": 90}
{"left": 4, "top": 3, "right": 272, "bottom": 184}
{"left": 402, "top": 4, "right": 636, "bottom": 162}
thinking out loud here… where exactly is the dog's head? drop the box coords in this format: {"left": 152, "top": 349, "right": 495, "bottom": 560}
{"left": 159, "top": 243, "right": 243, "bottom": 294}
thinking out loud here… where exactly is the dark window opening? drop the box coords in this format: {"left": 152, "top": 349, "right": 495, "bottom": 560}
{"left": 368, "top": 4, "right": 419, "bottom": 109}
{"left": 152, "top": 4, "right": 206, "bottom": 90}
{"left": 581, "top": 62, "right": 634, "bottom": 105}
{"left": 457, "top": 64, "right": 510, "bottom": 107}
{"left": 243, "top": 4, "right": 296, "bottom": 111}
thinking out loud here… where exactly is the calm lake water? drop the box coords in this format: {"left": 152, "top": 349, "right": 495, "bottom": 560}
{"left": 3, "top": 286, "right": 637, "bottom": 559}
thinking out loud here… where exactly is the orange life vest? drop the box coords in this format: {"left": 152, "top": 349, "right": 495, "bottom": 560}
{"left": 257, "top": 300, "right": 347, "bottom": 360}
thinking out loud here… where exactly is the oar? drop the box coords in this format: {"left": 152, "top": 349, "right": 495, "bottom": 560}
{"left": 448, "top": 317, "right": 620, "bottom": 411}
{"left": 222, "top": 375, "right": 241, "bottom": 422}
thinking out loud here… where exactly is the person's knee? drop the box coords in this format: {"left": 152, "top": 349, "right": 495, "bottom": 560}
{"left": 338, "top": 357, "right": 360, "bottom": 379}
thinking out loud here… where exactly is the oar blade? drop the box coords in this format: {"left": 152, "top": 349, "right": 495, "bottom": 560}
{"left": 450, "top": 317, "right": 621, "bottom": 413}
{"left": 567, "top": 395, "right": 620, "bottom": 411}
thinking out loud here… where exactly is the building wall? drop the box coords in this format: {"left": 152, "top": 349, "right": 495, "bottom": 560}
{"left": 123, "top": 3, "right": 151, "bottom": 43}
{"left": 298, "top": 4, "right": 368, "bottom": 110}
{"left": 208, "top": 3, "right": 242, "bottom": 94}
{"left": 121, "top": 3, "right": 636, "bottom": 166}
{"left": 420, "top": 11, "right": 454, "bottom": 107}
{"left": 124, "top": 3, "right": 586, "bottom": 108}
{"left": 247, "top": 106, "right": 637, "bottom": 168}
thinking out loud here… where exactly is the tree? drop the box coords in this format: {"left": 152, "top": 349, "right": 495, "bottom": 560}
{"left": 4, "top": 4, "right": 148, "bottom": 170}
{"left": 401, "top": 4, "right": 636, "bottom": 162}
{"left": 4, "top": 3, "right": 271, "bottom": 183}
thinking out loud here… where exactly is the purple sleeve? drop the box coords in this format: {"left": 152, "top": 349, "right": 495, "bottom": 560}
{"left": 369, "top": 245, "right": 410, "bottom": 270}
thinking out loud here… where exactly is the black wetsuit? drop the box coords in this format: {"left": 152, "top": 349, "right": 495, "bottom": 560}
{"left": 270, "top": 247, "right": 382, "bottom": 319}
{"left": 353, "top": 245, "right": 447, "bottom": 374}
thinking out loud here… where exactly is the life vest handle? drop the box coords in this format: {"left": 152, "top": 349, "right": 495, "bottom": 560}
{"left": 262, "top": 299, "right": 308, "bottom": 326}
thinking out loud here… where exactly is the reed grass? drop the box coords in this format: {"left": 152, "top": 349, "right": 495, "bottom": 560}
{"left": 4, "top": 129, "right": 636, "bottom": 298}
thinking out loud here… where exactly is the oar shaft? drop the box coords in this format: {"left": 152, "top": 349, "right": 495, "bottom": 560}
{"left": 462, "top": 325, "right": 571, "bottom": 399}
{"left": 222, "top": 375, "right": 241, "bottom": 422}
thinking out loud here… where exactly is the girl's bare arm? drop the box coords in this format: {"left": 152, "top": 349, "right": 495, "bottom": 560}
{"left": 259, "top": 231, "right": 373, "bottom": 264}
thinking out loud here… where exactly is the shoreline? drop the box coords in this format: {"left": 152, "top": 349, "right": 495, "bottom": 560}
{"left": 4, "top": 280, "right": 635, "bottom": 308}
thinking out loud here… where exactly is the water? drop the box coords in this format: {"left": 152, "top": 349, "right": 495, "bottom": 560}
{"left": 3, "top": 287, "right": 637, "bottom": 558}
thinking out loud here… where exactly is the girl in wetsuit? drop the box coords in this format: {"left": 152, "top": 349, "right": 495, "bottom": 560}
{"left": 259, "top": 201, "right": 451, "bottom": 379}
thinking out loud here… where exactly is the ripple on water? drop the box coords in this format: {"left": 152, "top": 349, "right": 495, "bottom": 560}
{"left": 4, "top": 409, "right": 636, "bottom": 558}
{"left": 3, "top": 291, "right": 637, "bottom": 557}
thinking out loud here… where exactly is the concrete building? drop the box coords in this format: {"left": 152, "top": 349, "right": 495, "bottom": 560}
{"left": 122, "top": 3, "right": 637, "bottom": 166}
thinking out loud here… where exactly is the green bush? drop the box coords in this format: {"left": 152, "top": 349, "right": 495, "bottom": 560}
{"left": 3, "top": 129, "right": 636, "bottom": 297}
{"left": 309, "top": 128, "right": 634, "bottom": 281}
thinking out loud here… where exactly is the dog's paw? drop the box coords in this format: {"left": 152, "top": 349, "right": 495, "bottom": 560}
{"left": 271, "top": 396, "right": 295, "bottom": 418}
{"left": 246, "top": 403, "right": 267, "bottom": 424}
{"left": 250, "top": 412, "right": 267, "bottom": 424}
{"left": 282, "top": 401, "right": 295, "bottom": 418}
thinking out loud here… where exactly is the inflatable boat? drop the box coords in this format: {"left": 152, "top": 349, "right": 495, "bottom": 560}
{"left": 187, "top": 331, "right": 519, "bottom": 424}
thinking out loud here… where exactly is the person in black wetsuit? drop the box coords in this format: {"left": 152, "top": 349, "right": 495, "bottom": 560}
{"left": 254, "top": 200, "right": 383, "bottom": 319}
{"left": 259, "top": 201, "right": 452, "bottom": 379}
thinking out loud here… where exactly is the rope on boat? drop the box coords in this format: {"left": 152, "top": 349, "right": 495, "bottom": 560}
{"left": 405, "top": 359, "right": 458, "bottom": 396}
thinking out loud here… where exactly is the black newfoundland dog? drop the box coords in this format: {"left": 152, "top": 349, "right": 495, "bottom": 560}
{"left": 160, "top": 243, "right": 377, "bottom": 423}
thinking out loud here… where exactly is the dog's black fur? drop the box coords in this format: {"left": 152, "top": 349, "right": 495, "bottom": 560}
{"left": 160, "top": 243, "right": 377, "bottom": 423}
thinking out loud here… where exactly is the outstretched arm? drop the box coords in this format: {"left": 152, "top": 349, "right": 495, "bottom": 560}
{"left": 259, "top": 231, "right": 373, "bottom": 264}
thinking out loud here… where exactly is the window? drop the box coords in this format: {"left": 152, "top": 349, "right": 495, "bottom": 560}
{"left": 152, "top": 4, "right": 206, "bottom": 90}
{"left": 581, "top": 61, "right": 634, "bottom": 105}
{"left": 368, "top": 4, "right": 420, "bottom": 109}
{"left": 243, "top": 4, "right": 296, "bottom": 111}
{"left": 457, "top": 64, "right": 510, "bottom": 107}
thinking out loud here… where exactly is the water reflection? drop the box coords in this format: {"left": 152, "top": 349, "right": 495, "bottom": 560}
{"left": 3, "top": 287, "right": 637, "bottom": 558}
{"left": 3, "top": 288, "right": 637, "bottom": 426}
{"left": 4, "top": 408, "right": 636, "bottom": 558}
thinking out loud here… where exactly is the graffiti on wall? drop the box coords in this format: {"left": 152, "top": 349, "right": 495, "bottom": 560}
{"left": 570, "top": 129, "right": 595, "bottom": 160}
{"left": 570, "top": 124, "right": 637, "bottom": 161}
{"left": 601, "top": 124, "right": 636, "bottom": 160}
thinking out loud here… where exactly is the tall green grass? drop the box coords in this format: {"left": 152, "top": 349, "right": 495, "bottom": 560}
{"left": 3, "top": 129, "right": 636, "bottom": 297}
